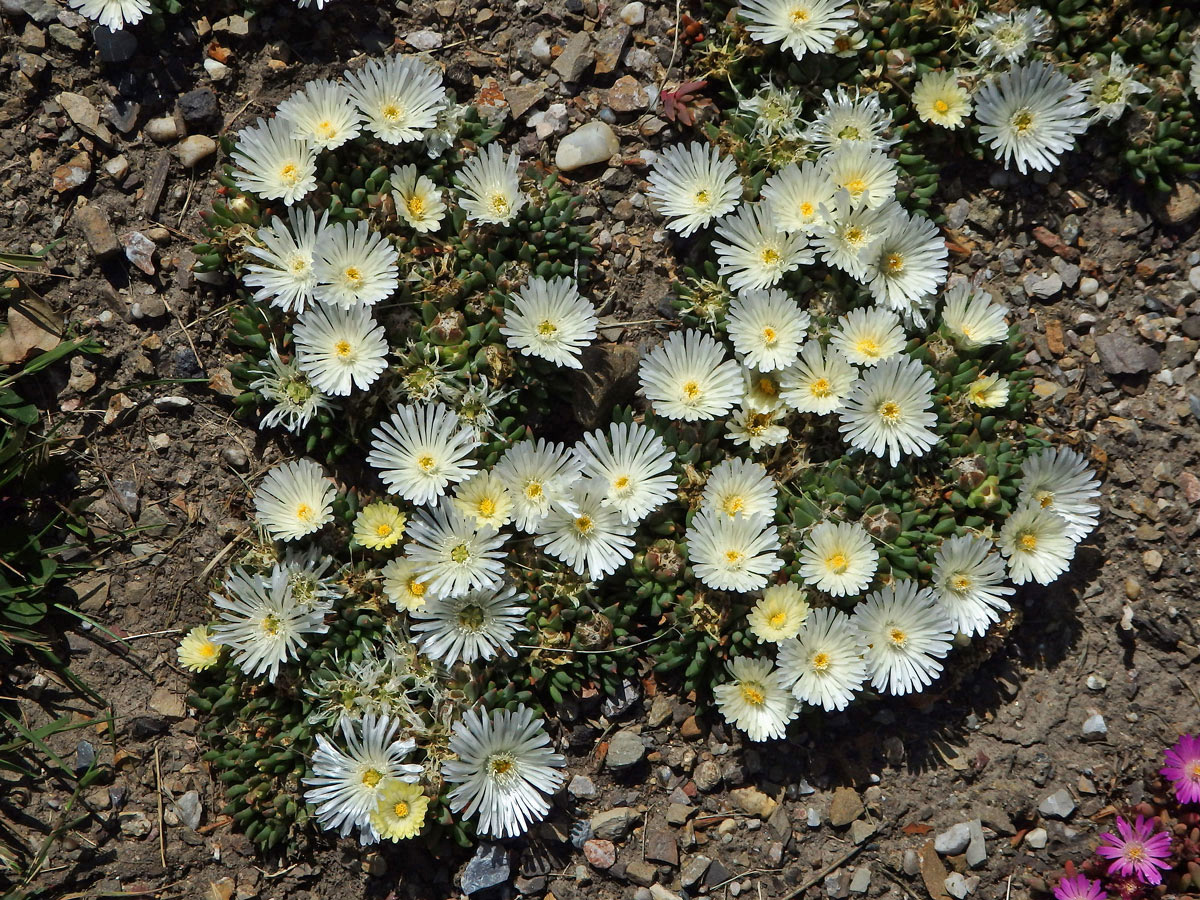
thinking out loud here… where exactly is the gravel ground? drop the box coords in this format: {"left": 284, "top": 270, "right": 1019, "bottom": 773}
{"left": 1, "top": 0, "right": 1199, "bottom": 898}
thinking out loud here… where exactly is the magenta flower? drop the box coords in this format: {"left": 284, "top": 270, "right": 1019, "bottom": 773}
{"left": 1096, "top": 815, "right": 1172, "bottom": 885}
{"left": 1053, "top": 874, "right": 1106, "bottom": 900}
{"left": 1161, "top": 734, "right": 1200, "bottom": 804}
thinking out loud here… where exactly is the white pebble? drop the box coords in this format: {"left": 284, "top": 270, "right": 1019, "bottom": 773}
{"left": 619, "top": 1, "right": 645, "bottom": 25}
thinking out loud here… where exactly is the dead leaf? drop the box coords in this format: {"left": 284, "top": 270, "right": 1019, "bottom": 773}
{"left": 0, "top": 296, "right": 62, "bottom": 365}
{"left": 902, "top": 822, "right": 934, "bottom": 835}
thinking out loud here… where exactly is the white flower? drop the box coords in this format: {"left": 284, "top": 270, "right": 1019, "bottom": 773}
{"left": 231, "top": 116, "right": 317, "bottom": 206}
{"left": 441, "top": 706, "right": 566, "bottom": 839}
{"left": 741, "top": 367, "right": 787, "bottom": 412}
{"left": 739, "top": 0, "right": 856, "bottom": 60}
{"left": 973, "top": 7, "right": 1052, "bottom": 64}
{"left": 391, "top": 164, "right": 446, "bottom": 232}
{"left": 726, "top": 406, "right": 790, "bottom": 451}
{"left": 211, "top": 565, "right": 331, "bottom": 682}
{"left": 812, "top": 193, "right": 901, "bottom": 280}
{"left": 975, "top": 61, "right": 1091, "bottom": 175}
{"left": 853, "top": 581, "right": 954, "bottom": 696}
{"left": 998, "top": 501, "right": 1076, "bottom": 585}
{"left": 714, "top": 202, "right": 814, "bottom": 292}
{"left": 250, "top": 346, "right": 334, "bottom": 433}
{"left": 424, "top": 98, "right": 467, "bottom": 158}
{"left": 968, "top": 373, "right": 1010, "bottom": 408}
{"left": 452, "top": 471, "right": 515, "bottom": 530}
{"left": 713, "top": 656, "right": 798, "bottom": 742}
{"left": 822, "top": 145, "right": 898, "bottom": 210}
{"left": 725, "top": 288, "right": 811, "bottom": 371}
{"left": 931, "top": 535, "right": 1015, "bottom": 637}
{"left": 380, "top": 557, "right": 432, "bottom": 611}
{"left": 353, "top": 500, "right": 406, "bottom": 550}
{"left": 747, "top": 582, "right": 810, "bottom": 643}
{"left": 254, "top": 458, "right": 334, "bottom": 542}
{"left": 534, "top": 484, "right": 636, "bottom": 581}
{"left": 68, "top": 0, "right": 149, "bottom": 33}
{"left": 777, "top": 606, "right": 867, "bottom": 711}
{"left": 839, "top": 356, "right": 939, "bottom": 466}
{"left": 942, "top": 282, "right": 1010, "bottom": 348}
{"left": 493, "top": 439, "right": 584, "bottom": 533}
{"left": 646, "top": 142, "right": 743, "bottom": 237}
{"left": 798, "top": 520, "right": 877, "bottom": 596}
{"left": 178, "top": 625, "right": 221, "bottom": 672}
{"left": 779, "top": 342, "right": 858, "bottom": 415}
{"left": 457, "top": 143, "right": 527, "bottom": 225}
{"left": 832, "top": 27, "right": 867, "bottom": 56}
{"left": 410, "top": 584, "right": 527, "bottom": 666}
{"left": 344, "top": 55, "right": 446, "bottom": 144}
{"left": 366, "top": 402, "right": 478, "bottom": 507}
{"left": 739, "top": 80, "right": 806, "bottom": 143}
{"left": 829, "top": 307, "right": 907, "bottom": 368}
{"left": 279, "top": 545, "right": 342, "bottom": 607}
{"left": 572, "top": 422, "right": 677, "bottom": 524}
{"left": 702, "top": 457, "right": 777, "bottom": 519}
{"left": 403, "top": 502, "right": 508, "bottom": 598}
{"left": 244, "top": 208, "right": 328, "bottom": 313}
{"left": 1088, "top": 52, "right": 1151, "bottom": 121}
{"left": 500, "top": 276, "right": 598, "bottom": 369}
{"left": 312, "top": 220, "right": 400, "bottom": 310}
{"left": 293, "top": 303, "right": 389, "bottom": 396}
{"left": 277, "top": 78, "right": 363, "bottom": 150}
{"left": 865, "top": 210, "right": 948, "bottom": 319}
{"left": 638, "top": 330, "right": 743, "bottom": 421}
{"left": 686, "top": 509, "right": 782, "bottom": 592}
{"left": 805, "top": 86, "right": 896, "bottom": 153}
{"left": 761, "top": 161, "right": 837, "bottom": 234}
{"left": 302, "top": 715, "right": 422, "bottom": 842}
{"left": 1017, "top": 447, "right": 1101, "bottom": 542}
{"left": 912, "top": 70, "right": 973, "bottom": 129}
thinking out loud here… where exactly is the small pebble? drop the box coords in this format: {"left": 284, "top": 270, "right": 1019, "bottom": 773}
{"left": 145, "top": 116, "right": 179, "bottom": 143}
{"left": 618, "top": 1, "right": 645, "bottom": 24}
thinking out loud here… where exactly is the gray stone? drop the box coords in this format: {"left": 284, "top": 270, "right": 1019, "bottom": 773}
{"left": 619, "top": 1, "right": 645, "bottom": 23}
{"left": 74, "top": 740, "right": 96, "bottom": 774}
{"left": 945, "top": 872, "right": 969, "bottom": 899}
{"left": 530, "top": 34, "right": 552, "bottom": 64}
{"left": 552, "top": 32, "right": 593, "bottom": 82}
{"left": 1038, "top": 789, "right": 1076, "bottom": 820}
{"left": 48, "top": 23, "right": 84, "bottom": 50}
{"left": 1025, "top": 827, "right": 1048, "bottom": 849}
{"left": 1096, "top": 332, "right": 1161, "bottom": 375}
{"left": 625, "top": 860, "right": 657, "bottom": 887}
{"left": 178, "top": 88, "right": 218, "bottom": 126}
{"left": 681, "top": 855, "right": 711, "bottom": 887}
{"left": 829, "top": 787, "right": 864, "bottom": 826}
{"left": 556, "top": 122, "right": 620, "bottom": 172}
{"left": 20, "top": 0, "right": 58, "bottom": 22}
{"left": 649, "top": 886, "right": 680, "bottom": 900}
{"left": 1081, "top": 713, "right": 1107, "bottom": 740}
{"left": 589, "top": 807, "right": 641, "bottom": 841}
{"left": 593, "top": 25, "right": 631, "bottom": 75}
{"left": 694, "top": 759, "right": 722, "bottom": 792}
{"left": 806, "top": 807, "right": 821, "bottom": 828}
{"left": 462, "top": 843, "right": 510, "bottom": 894}
{"left": 934, "top": 822, "right": 972, "bottom": 855}
{"left": 1079, "top": 276, "right": 1099, "bottom": 296}
{"left": 849, "top": 867, "right": 871, "bottom": 894}
{"left": 568, "top": 774, "right": 598, "bottom": 799}
{"left": 405, "top": 29, "right": 443, "bottom": 50}
{"left": 503, "top": 82, "right": 545, "bottom": 120}
{"left": 902, "top": 849, "right": 921, "bottom": 876}
{"left": 57, "top": 91, "right": 113, "bottom": 144}
{"left": 122, "top": 231, "right": 156, "bottom": 276}
{"left": 606, "top": 729, "right": 645, "bottom": 770}
{"left": 965, "top": 819, "right": 986, "bottom": 868}
{"left": 174, "top": 135, "right": 217, "bottom": 168}
{"left": 1024, "top": 272, "right": 1063, "bottom": 299}
{"left": 849, "top": 820, "right": 876, "bottom": 844}
{"left": 644, "top": 825, "right": 678, "bottom": 866}
{"left": 92, "top": 25, "right": 136, "bottom": 63}
{"left": 172, "top": 790, "right": 202, "bottom": 830}
{"left": 824, "top": 870, "right": 850, "bottom": 899}
{"left": 75, "top": 206, "right": 121, "bottom": 261}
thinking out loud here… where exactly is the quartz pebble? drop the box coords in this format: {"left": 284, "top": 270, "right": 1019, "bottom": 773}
{"left": 619, "top": 1, "right": 645, "bottom": 24}
{"left": 556, "top": 122, "right": 620, "bottom": 171}
{"left": 173, "top": 135, "right": 217, "bottom": 167}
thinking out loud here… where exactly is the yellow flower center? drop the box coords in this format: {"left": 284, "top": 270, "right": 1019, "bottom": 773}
{"left": 844, "top": 225, "right": 866, "bottom": 247}
{"left": 845, "top": 177, "right": 867, "bottom": 196}
{"left": 1189, "top": 761, "right": 1200, "bottom": 779}
{"left": 575, "top": 515, "right": 594, "bottom": 535}
{"left": 682, "top": 380, "right": 701, "bottom": 401}
{"left": 799, "top": 201, "right": 814, "bottom": 217}
{"left": 838, "top": 125, "right": 861, "bottom": 140}
{"left": 761, "top": 326, "right": 778, "bottom": 345}
{"left": 489, "top": 193, "right": 511, "bottom": 217}
{"left": 613, "top": 475, "right": 631, "bottom": 491}
{"left": 1126, "top": 843, "right": 1145, "bottom": 861}
{"left": 761, "top": 248, "right": 781, "bottom": 266}
{"left": 1011, "top": 109, "right": 1034, "bottom": 134}
{"left": 888, "top": 627, "right": 908, "bottom": 647}
{"left": 747, "top": 413, "right": 770, "bottom": 435}
{"left": 525, "top": 482, "right": 543, "bottom": 500}
{"left": 279, "top": 163, "right": 300, "bottom": 186}
{"left": 334, "top": 340, "right": 353, "bottom": 358}
{"left": 198, "top": 641, "right": 217, "bottom": 658}
{"left": 790, "top": 5, "right": 810, "bottom": 23}
{"left": 960, "top": 324, "right": 973, "bottom": 338}
{"left": 458, "top": 604, "right": 485, "bottom": 629}
{"left": 695, "top": 188, "right": 711, "bottom": 206}
{"left": 878, "top": 400, "right": 901, "bottom": 421}
{"left": 740, "top": 683, "right": 766, "bottom": 706}
{"left": 724, "top": 549, "right": 746, "bottom": 565}
{"left": 297, "top": 503, "right": 317, "bottom": 523}
{"left": 393, "top": 801, "right": 410, "bottom": 818}
{"left": 722, "top": 496, "right": 745, "bottom": 516}
{"left": 1036, "top": 490, "right": 1054, "bottom": 509}
{"left": 408, "top": 578, "right": 426, "bottom": 597}
{"left": 450, "top": 543, "right": 471, "bottom": 564}
{"left": 759, "top": 379, "right": 777, "bottom": 397}
{"left": 418, "top": 454, "right": 436, "bottom": 473}
{"left": 951, "top": 574, "right": 971, "bottom": 592}
{"left": 317, "top": 120, "right": 336, "bottom": 139}
{"left": 537, "top": 319, "right": 558, "bottom": 336}
{"left": 382, "top": 104, "right": 404, "bottom": 122}
{"left": 810, "top": 377, "right": 831, "bottom": 398}
{"left": 812, "top": 651, "right": 831, "bottom": 672}
{"left": 261, "top": 615, "right": 281, "bottom": 635}
{"left": 488, "top": 756, "right": 515, "bottom": 777}
{"left": 933, "top": 99, "right": 950, "bottom": 114}
{"left": 376, "top": 523, "right": 393, "bottom": 537}
{"left": 769, "top": 611, "right": 787, "bottom": 628}
{"left": 826, "top": 552, "right": 849, "bottom": 574}
{"left": 885, "top": 253, "right": 904, "bottom": 273}
{"left": 343, "top": 266, "right": 364, "bottom": 290}
{"left": 290, "top": 257, "right": 310, "bottom": 275}
{"left": 406, "top": 194, "right": 426, "bottom": 217}
{"left": 361, "top": 768, "right": 383, "bottom": 788}
{"left": 1018, "top": 532, "right": 1038, "bottom": 552}
{"left": 855, "top": 337, "right": 880, "bottom": 357}
{"left": 478, "top": 497, "right": 496, "bottom": 517}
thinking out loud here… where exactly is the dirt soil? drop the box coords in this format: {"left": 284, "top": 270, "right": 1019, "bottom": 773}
{"left": 2, "top": 0, "right": 1199, "bottom": 898}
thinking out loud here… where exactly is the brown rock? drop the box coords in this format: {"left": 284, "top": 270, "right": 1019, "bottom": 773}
{"left": 919, "top": 839, "right": 952, "bottom": 900}
{"left": 626, "top": 860, "right": 657, "bottom": 887}
{"left": 0, "top": 295, "right": 62, "bottom": 365}
{"left": 583, "top": 839, "right": 616, "bottom": 869}
{"left": 644, "top": 825, "right": 678, "bottom": 866}
{"left": 502, "top": 82, "right": 545, "bottom": 120}
{"left": 593, "top": 25, "right": 631, "bottom": 75}
{"left": 1179, "top": 471, "right": 1200, "bottom": 506}
{"left": 1150, "top": 180, "right": 1200, "bottom": 226}
{"left": 52, "top": 152, "right": 91, "bottom": 193}
{"left": 1045, "top": 318, "right": 1065, "bottom": 356}
{"left": 551, "top": 32, "right": 593, "bottom": 82}
{"left": 729, "top": 786, "right": 777, "bottom": 819}
{"left": 679, "top": 715, "right": 703, "bottom": 740}
{"left": 569, "top": 342, "right": 642, "bottom": 429}
{"left": 74, "top": 205, "right": 122, "bottom": 261}
{"left": 608, "top": 75, "right": 651, "bottom": 113}
{"left": 828, "top": 787, "right": 864, "bottom": 827}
